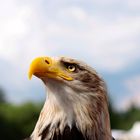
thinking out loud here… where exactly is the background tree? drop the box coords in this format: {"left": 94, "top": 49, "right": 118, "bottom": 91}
{"left": 0, "top": 88, "right": 6, "bottom": 103}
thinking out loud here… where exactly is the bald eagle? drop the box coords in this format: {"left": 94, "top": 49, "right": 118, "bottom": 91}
{"left": 27, "top": 56, "right": 114, "bottom": 140}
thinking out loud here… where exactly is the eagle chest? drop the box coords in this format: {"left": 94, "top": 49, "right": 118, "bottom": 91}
{"left": 41, "top": 125, "right": 85, "bottom": 140}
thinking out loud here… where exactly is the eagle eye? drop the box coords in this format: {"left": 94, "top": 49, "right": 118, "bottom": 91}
{"left": 67, "top": 65, "right": 76, "bottom": 72}
{"left": 61, "top": 61, "right": 78, "bottom": 72}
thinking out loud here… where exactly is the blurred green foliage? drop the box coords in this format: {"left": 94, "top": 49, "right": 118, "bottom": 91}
{"left": 110, "top": 105, "right": 140, "bottom": 130}
{"left": 0, "top": 90, "right": 140, "bottom": 140}
{"left": 0, "top": 102, "right": 42, "bottom": 140}
{"left": 0, "top": 89, "right": 6, "bottom": 103}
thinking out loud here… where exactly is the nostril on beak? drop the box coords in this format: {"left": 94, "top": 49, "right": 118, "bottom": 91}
{"left": 45, "top": 59, "right": 50, "bottom": 64}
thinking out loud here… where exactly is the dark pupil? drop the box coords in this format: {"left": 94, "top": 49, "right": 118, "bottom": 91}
{"left": 69, "top": 65, "right": 74, "bottom": 69}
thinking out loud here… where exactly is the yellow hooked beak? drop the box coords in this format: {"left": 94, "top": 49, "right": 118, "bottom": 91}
{"left": 28, "top": 57, "right": 73, "bottom": 81}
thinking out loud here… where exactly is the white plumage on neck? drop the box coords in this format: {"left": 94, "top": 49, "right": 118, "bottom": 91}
{"left": 31, "top": 79, "right": 95, "bottom": 140}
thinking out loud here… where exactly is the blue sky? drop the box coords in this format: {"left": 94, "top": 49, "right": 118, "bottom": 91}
{"left": 0, "top": 0, "right": 140, "bottom": 111}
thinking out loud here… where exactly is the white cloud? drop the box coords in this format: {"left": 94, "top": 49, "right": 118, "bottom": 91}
{"left": 120, "top": 76, "right": 140, "bottom": 111}
{"left": 0, "top": 0, "right": 140, "bottom": 104}
{"left": 44, "top": 9, "right": 140, "bottom": 72}
{"left": 58, "top": 7, "right": 87, "bottom": 21}
{"left": 1, "top": 2, "right": 140, "bottom": 72}
{"left": 0, "top": 1, "right": 31, "bottom": 61}
{"left": 125, "top": 76, "right": 140, "bottom": 94}
{"left": 127, "top": 0, "right": 140, "bottom": 10}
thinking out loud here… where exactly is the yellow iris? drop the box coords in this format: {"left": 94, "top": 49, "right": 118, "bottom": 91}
{"left": 67, "top": 65, "right": 76, "bottom": 72}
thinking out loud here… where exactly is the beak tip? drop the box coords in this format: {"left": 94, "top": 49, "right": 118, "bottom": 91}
{"left": 28, "top": 72, "right": 33, "bottom": 80}
{"left": 29, "top": 76, "right": 32, "bottom": 80}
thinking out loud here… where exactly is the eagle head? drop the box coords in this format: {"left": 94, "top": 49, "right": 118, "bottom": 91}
{"left": 28, "top": 56, "right": 112, "bottom": 140}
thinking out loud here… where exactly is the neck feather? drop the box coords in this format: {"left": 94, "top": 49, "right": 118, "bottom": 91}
{"left": 31, "top": 82, "right": 112, "bottom": 140}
